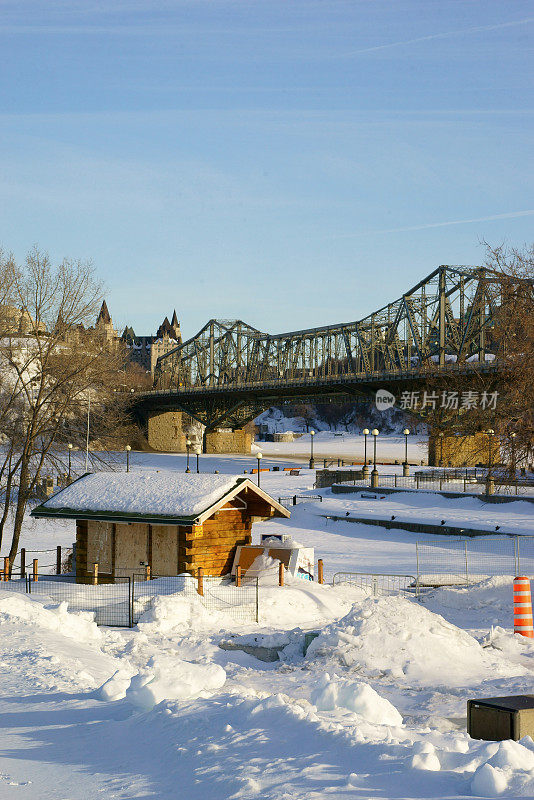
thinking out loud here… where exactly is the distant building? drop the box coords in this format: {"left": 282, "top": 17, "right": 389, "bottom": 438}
{"left": 121, "top": 308, "right": 182, "bottom": 376}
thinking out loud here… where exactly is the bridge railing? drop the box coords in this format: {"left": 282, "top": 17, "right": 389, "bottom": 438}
{"left": 149, "top": 360, "right": 501, "bottom": 395}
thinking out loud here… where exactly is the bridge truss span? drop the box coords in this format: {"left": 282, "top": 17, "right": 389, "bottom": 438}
{"left": 143, "top": 265, "right": 520, "bottom": 429}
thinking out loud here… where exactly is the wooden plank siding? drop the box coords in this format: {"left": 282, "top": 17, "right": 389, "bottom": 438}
{"left": 180, "top": 509, "right": 252, "bottom": 576}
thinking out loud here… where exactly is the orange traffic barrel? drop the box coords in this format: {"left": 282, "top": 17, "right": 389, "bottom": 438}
{"left": 514, "top": 577, "right": 534, "bottom": 638}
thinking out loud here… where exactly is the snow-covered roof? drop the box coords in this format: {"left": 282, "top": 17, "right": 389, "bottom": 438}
{"left": 32, "top": 471, "right": 289, "bottom": 524}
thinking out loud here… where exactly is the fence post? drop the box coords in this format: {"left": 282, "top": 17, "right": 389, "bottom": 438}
{"left": 145, "top": 564, "right": 151, "bottom": 581}
{"left": 197, "top": 567, "right": 204, "bottom": 596}
{"left": 92, "top": 562, "right": 98, "bottom": 586}
{"left": 318, "top": 558, "right": 324, "bottom": 585}
{"left": 33, "top": 559, "right": 38, "bottom": 582}
{"left": 394, "top": 474, "right": 397, "bottom": 487}
{"left": 3, "top": 557, "right": 9, "bottom": 581}
{"left": 129, "top": 576, "right": 134, "bottom": 628}
{"left": 21, "top": 548, "right": 26, "bottom": 578}
{"left": 415, "top": 543, "right": 420, "bottom": 586}
{"left": 293, "top": 495, "right": 297, "bottom": 506}
{"left": 56, "top": 545, "right": 62, "bottom": 575}
{"left": 515, "top": 536, "right": 520, "bottom": 577}
{"left": 255, "top": 577, "right": 259, "bottom": 623}
{"left": 278, "top": 562, "right": 284, "bottom": 587}
{"left": 464, "top": 541, "right": 469, "bottom": 587}
{"left": 440, "top": 478, "right": 443, "bottom": 491}
{"left": 236, "top": 565, "right": 241, "bottom": 587}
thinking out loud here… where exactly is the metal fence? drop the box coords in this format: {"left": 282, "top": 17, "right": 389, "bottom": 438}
{"left": 131, "top": 574, "right": 259, "bottom": 624}
{"left": 0, "top": 572, "right": 259, "bottom": 627}
{"left": 336, "top": 473, "right": 534, "bottom": 497}
{"left": 332, "top": 571, "right": 418, "bottom": 597}
{"left": 415, "top": 535, "right": 534, "bottom": 587}
{"left": 278, "top": 495, "right": 323, "bottom": 508}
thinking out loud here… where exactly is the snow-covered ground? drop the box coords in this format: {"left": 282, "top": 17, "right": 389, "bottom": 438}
{"left": 256, "top": 431, "right": 428, "bottom": 463}
{"left": 2, "top": 446, "right": 534, "bottom": 799}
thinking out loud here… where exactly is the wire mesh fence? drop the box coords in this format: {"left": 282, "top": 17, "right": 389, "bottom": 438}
{"left": 332, "top": 571, "right": 418, "bottom": 597}
{"left": 0, "top": 570, "right": 261, "bottom": 627}
{"left": 27, "top": 575, "right": 133, "bottom": 626}
{"left": 415, "top": 536, "right": 534, "bottom": 587}
{"left": 131, "top": 574, "right": 259, "bottom": 625}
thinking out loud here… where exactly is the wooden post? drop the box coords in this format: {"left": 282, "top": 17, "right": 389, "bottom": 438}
{"left": 92, "top": 562, "right": 98, "bottom": 586}
{"left": 197, "top": 567, "right": 204, "bottom": 596}
{"left": 21, "top": 548, "right": 26, "bottom": 578}
{"left": 278, "top": 561, "right": 284, "bottom": 587}
{"left": 33, "top": 559, "right": 38, "bottom": 582}
{"left": 318, "top": 559, "right": 324, "bottom": 585}
{"left": 56, "top": 545, "right": 62, "bottom": 575}
{"left": 145, "top": 564, "right": 151, "bottom": 581}
{"left": 236, "top": 565, "right": 242, "bottom": 587}
{"left": 3, "top": 557, "right": 9, "bottom": 581}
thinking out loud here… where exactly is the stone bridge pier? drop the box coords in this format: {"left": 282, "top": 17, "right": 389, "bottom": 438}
{"left": 145, "top": 411, "right": 252, "bottom": 454}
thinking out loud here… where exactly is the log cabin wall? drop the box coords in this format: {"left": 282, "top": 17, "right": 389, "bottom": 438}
{"left": 180, "top": 507, "right": 253, "bottom": 576}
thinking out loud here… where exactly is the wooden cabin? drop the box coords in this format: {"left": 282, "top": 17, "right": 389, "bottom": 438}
{"left": 31, "top": 472, "right": 290, "bottom": 580}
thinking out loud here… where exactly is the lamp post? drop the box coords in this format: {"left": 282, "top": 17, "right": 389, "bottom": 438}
{"left": 371, "top": 429, "right": 379, "bottom": 488}
{"left": 67, "top": 443, "right": 73, "bottom": 481}
{"left": 362, "top": 428, "right": 370, "bottom": 478}
{"left": 438, "top": 431, "right": 444, "bottom": 467}
{"left": 194, "top": 445, "right": 201, "bottom": 473}
{"left": 309, "top": 429, "right": 315, "bottom": 469}
{"left": 256, "top": 452, "right": 263, "bottom": 487}
{"left": 125, "top": 444, "right": 131, "bottom": 473}
{"left": 403, "top": 428, "right": 410, "bottom": 477}
{"left": 486, "top": 429, "right": 495, "bottom": 496}
{"left": 185, "top": 437, "right": 192, "bottom": 473}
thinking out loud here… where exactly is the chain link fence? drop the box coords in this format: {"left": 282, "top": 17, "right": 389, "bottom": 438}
{"left": 332, "top": 572, "right": 418, "bottom": 597}
{"left": 0, "top": 571, "right": 259, "bottom": 627}
{"left": 415, "top": 535, "right": 534, "bottom": 587}
{"left": 131, "top": 574, "right": 259, "bottom": 624}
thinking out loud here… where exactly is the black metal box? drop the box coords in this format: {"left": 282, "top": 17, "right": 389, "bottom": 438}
{"left": 468, "top": 695, "right": 534, "bottom": 741}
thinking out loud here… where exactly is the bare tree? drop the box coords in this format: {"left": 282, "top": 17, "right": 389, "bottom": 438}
{"left": 0, "top": 247, "right": 132, "bottom": 564}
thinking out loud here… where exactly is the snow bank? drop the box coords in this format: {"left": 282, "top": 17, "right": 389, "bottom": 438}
{"left": 125, "top": 656, "right": 226, "bottom": 711}
{"left": 0, "top": 591, "right": 101, "bottom": 643}
{"left": 311, "top": 673, "right": 402, "bottom": 725}
{"left": 259, "top": 580, "right": 356, "bottom": 629}
{"left": 470, "top": 739, "right": 534, "bottom": 797}
{"left": 137, "top": 592, "right": 230, "bottom": 635}
{"left": 306, "top": 595, "right": 527, "bottom": 687}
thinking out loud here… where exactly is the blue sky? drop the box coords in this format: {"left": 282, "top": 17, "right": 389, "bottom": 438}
{"left": 0, "top": 1, "right": 532, "bottom": 337}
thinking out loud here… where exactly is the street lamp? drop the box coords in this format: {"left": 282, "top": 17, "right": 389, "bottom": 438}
{"left": 371, "top": 429, "right": 379, "bottom": 488}
{"left": 125, "top": 444, "right": 131, "bottom": 473}
{"left": 194, "top": 445, "right": 201, "bottom": 473}
{"left": 67, "top": 443, "right": 73, "bottom": 481}
{"left": 185, "top": 437, "right": 192, "bottom": 473}
{"left": 486, "top": 429, "right": 495, "bottom": 496}
{"left": 438, "top": 431, "right": 444, "bottom": 467}
{"left": 403, "top": 428, "right": 410, "bottom": 476}
{"left": 362, "top": 428, "right": 370, "bottom": 478}
{"left": 309, "top": 429, "right": 315, "bottom": 469}
{"left": 256, "top": 451, "right": 263, "bottom": 487}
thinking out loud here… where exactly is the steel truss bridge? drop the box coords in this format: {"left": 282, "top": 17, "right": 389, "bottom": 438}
{"left": 134, "top": 265, "right": 518, "bottom": 430}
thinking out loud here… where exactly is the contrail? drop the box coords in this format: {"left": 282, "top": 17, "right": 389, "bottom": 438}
{"left": 336, "top": 210, "right": 534, "bottom": 238}
{"left": 343, "top": 17, "right": 534, "bottom": 56}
